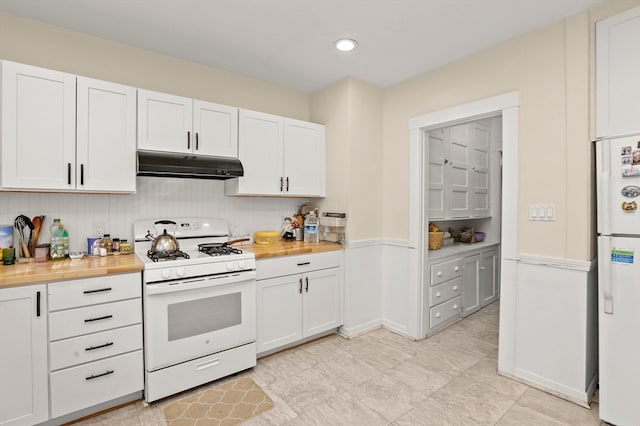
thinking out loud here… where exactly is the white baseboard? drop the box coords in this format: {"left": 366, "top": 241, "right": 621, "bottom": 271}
{"left": 511, "top": 368, "right": 591, "bottom": 407}
{"left": 338, "top": 320, "right": 382, "bottom": 338}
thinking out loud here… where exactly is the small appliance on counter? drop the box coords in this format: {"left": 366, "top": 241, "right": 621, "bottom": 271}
{"left": 320, "top": 212, "right": 347, "bottom": 244}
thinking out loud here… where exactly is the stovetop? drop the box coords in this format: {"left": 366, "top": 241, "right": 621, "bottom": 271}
{"left": 133, "top": 217, "right": 255, "bottom": 280}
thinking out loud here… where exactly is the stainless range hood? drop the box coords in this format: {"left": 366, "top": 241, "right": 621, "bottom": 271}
{"left": 137, "top": 151, "right": 243, "bottom": 180}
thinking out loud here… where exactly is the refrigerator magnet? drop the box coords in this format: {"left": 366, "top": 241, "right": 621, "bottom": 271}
{"left": 622, "top": 185, "right": 640, "bottom": 197}
{"left": 611, "top": 248, "right": 634, "bottom": 264}
{"left": 622, "top": 201, "right": 638, "bottom": 212}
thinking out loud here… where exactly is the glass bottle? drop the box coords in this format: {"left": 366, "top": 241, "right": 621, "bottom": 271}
{"left": 102, "top": 234, "right": 112, "bottom": 253}
{"left": 303, "top": 211, "right": 319, "bottom": 243}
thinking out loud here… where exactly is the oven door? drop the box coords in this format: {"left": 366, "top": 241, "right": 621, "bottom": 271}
{"left": 143, "top": 271, "right": 256, "bottom": 371}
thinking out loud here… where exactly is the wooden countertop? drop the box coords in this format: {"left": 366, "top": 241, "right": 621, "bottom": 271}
{"left": 0, "top": 241, "right": 343, "bottom": 288}
{"left": 240, "top": 240, "right": 344, "bottom": 259}
{"left": 0, "top": 254, "right": 144, "bottom": 288}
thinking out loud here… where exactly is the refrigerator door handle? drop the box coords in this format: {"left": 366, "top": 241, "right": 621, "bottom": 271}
{"left": 601, "top": 237, "right": 614, "bottom": 314}
{"left": 596, "top": 140, "right": 611, "bottom": 235}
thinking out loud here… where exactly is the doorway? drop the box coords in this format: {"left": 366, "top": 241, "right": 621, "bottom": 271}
{"left": 407, "top": 92, "right": 518, "bottom": 339}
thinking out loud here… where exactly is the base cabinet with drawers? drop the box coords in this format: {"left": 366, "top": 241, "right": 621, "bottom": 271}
{"left": 47, "top": 273, "right": 143, "bottom": 419}
{"left": 425, "top": 244, "right": 500, "bottom": 335}
{"left": 256, "top": 251, "right": 343, "bottom": 356}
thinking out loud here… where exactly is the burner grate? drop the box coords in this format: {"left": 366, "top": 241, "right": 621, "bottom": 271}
{"left": 198, "top": 245, "right": 243, "bottom": 256}
{"left": 147, "top": 249, "right": 191, "bottom": 262}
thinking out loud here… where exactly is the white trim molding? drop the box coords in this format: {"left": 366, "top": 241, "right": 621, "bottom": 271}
{"left": 408, "top": 91, "right": 519, "bottom": 340}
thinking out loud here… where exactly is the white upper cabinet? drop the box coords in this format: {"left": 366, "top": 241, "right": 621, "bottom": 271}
{"left": 468, "top": 122, "right": 490, "bottom": 217}
{"left": 428, "top": 128, "right": 447, "bottom": 218}
{"left": 77, "top": 77, "right": 136, "bottom": 192}
{"left": 1, "top": 61, "right": 76, "bottom": 190}
{"left": 226, "top": 109, "right": 325, "bottom": 197}
{"left": 1, "top": 61, "right": 136, "bottom": 192}
{"left": 596, "top": 6, "right": 640, "bottom": 138}
{"left": 137, "top": 89, "right": 238, "bottom": 158}
{"left": 284, "top": 118, "right": 326, "bottom": 197}
{"left": 448, "top": 124, "right": 471, "bottom": 218}
{"left": 427, "top": 122, "right": 490, "bottom": 219}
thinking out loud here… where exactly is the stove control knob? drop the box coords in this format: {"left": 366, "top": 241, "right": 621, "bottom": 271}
{"left": 176, "top": 267, "right": 186, "bottom": 277}
{"left": 161, "top": 269, "right": 172, "bottom": 279}
{"left": 238, "top": 260, "right": 247, "bottom": 270}
{"left": 227, "top": 262, "right": 235, "bottom": 271}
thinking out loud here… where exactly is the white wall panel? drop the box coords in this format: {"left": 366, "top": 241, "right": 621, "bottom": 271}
{"left": 340, "top": 240, "right": 383, "bottom": 337}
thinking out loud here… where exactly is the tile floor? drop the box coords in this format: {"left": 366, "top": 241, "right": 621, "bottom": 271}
{"left": 73, "top": 302, "right": 602, "bottom": 425}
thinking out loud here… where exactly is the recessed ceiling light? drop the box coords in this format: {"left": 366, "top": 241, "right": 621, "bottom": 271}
{"left": 334, "top": 38, "right": 358, "bottom": 52}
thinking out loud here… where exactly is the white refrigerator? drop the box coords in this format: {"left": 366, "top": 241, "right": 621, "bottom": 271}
{"left": 596, "top": 136, "right": 640, "bottom": 425}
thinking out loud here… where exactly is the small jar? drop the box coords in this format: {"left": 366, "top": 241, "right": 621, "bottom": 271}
{"left": 112, "top": 238, "right": 120, "bottom": 254}
{"left": 102, "top": 234, "right": 112, "bottom": 253}
{"left": 119, "top": 240, "right": 131, "bottom": 254}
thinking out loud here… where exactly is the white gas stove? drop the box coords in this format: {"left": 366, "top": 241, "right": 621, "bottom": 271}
{"left": 133, "top": 217, "right": 257, "bottom": 403}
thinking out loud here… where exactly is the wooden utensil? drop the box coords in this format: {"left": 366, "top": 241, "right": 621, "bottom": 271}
{"left": 31, "top": 215, "right": 45, "bottom": 248}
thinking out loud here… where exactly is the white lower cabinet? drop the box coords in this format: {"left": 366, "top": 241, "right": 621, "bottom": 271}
{"left": 480, "top": 248, "right": 499, "bottom": 306}
{"left": 0, "top": 285, "right": 48, "bottom": 426}
{"left": 462, "top": 254, "right": 481, "bottom": 316}
{"left": 48, "top": 273, "right": 143, "bottom": 420}
{"left": 256, "top": 251, "right": 344, "bottom": 355}
{"left": 425, "top": 244, "right": 500, "bottom": 335}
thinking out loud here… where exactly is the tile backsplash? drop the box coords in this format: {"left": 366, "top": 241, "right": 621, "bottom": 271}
{"left": 0, "top": 177, "right": 307, "bottom": 253}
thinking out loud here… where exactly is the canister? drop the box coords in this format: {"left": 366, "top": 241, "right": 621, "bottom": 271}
{"left": 87, "top": 237, "right": 102, "bottom": 255}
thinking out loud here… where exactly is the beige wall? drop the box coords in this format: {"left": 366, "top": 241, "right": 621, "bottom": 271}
{"left": 381, "top": 2, "right": 638, "bottom": 261}
{"left": 0, "top": 12, "right": 309, "bottom": 120}
{"left": 311, "top": 78, "right": 383, "bottom": 240}
{"left": 3, "top": 2, "right": 639, "bottom": 257}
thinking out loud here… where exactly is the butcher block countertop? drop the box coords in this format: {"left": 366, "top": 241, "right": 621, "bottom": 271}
{"left": 0, "top": 254, "right": 144, "bottom": 288}
{"left": 241, "top": 240, "right": 344, "bottom": 259}
{"left": 0, "top": 241, "right": 343, "bottom": 288}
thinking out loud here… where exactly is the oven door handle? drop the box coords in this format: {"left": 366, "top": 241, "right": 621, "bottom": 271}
{"left": 146, "top": 272, "right": 256, "bottom": 295}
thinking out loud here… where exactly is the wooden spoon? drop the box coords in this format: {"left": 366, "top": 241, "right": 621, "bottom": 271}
{"left": 31, "top": 215, "right": 44, "bottom": 247}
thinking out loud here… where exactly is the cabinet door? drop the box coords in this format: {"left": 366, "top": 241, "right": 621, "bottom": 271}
{"left": 1, "top": 61, "right": 76, "bottom": 190}
{"left": 469, "top": 122, "right": 490, "bottom": 217}
{"left": 302, "top": 268, "right": 343, "bottom": 338}
{"left": 231, "top": 109, "right": 284, "bottom": 195}
{"left": 283, "top": 118, "right": 325, "bottom": 197}
{"left": 480, "top": 248, "right": 499, "bottom": 306}
{"left": 137, "top": 89, "right": 192, "bottom": 154}
{"left": 192, "top": 100, "right": 238, "bottom": 158}
{"left": 447, "top": 124, "right": 471, "bottom": 217}
{"left": 0, "top": 285, "right": 48, "bottom": 425}
{"left": 596, "top": 6, "right": 640, "bottom": 138}
{"left": 462, "top": 254, "right": 480, "bottom": 316}
{"left": 256, "top": 275, "right": 303, "bottom": 354}
{"left": 427, "top": 128, "right": 447, "bottom": 219}
{"left": 76, "top": 77, "right": 136, "bottom": 192}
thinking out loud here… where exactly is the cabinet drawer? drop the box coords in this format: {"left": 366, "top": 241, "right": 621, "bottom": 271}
{"left": 50, "top": 324, "right": 142, "bottom": 371}
{"left": 256, "top": 250, "right": 343, "bottom": 280}
{"left": 49, "top": 273, "right": 141, "bottom": 311}
{"left": 429, "top": 296, "right": 462, "bottom": 329}
{"left": 430, "top": 258, "right": 463, "bottom": 286}
{"left": 429, "top": 277, "right": 462, "bottom": 307}
{"left": 50, "top": 350, "right": 143, "bottom": 418}
{"left": 49, "top": 298, "right": 141, "bottom": 341}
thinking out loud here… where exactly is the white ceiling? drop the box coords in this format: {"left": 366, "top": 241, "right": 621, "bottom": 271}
{"left": 0, "top": 0, "right": 608, "bottom": 92}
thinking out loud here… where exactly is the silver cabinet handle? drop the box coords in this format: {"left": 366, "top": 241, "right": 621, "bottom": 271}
{"left": 86, "top": 370, "right": 114, "bottom": 381}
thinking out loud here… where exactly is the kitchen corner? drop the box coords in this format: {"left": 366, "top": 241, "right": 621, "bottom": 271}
{"left": 246, "top": 240, "right": 344, "bottom": 259}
